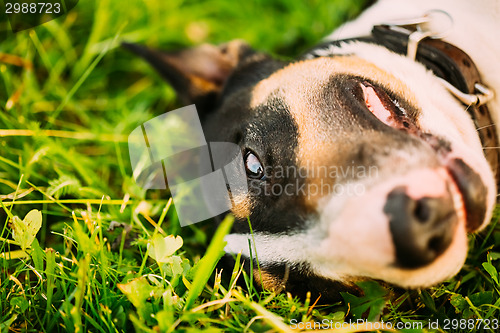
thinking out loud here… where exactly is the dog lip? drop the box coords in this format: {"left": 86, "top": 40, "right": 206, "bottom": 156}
{"left": 446, "top": 158, "right": 488, "bottom": 231}
{"left": 359, "top": 81, "right": 419, "bottom": 133}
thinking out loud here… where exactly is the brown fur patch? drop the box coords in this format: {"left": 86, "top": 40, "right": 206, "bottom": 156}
{"left": 253, "top": 269, "right": 285, "bottom": 292}
{"left": 230, "top": 193, "right": 253, "bottom": 219}
{"left": 250, "top": 56, "right": 418, "bottom": 208}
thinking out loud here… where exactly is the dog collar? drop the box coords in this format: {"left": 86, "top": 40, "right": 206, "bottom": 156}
{"left": 305, "top": 21, "right": 500, "bottom": 188}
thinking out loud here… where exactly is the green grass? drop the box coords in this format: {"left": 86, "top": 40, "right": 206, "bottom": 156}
{"left": 0, "top": 0, "right": 499, "bottom": 332}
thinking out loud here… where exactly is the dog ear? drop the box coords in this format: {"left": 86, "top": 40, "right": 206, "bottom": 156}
{"left": 122, "top": 40, "right": 255, "bottom": 109}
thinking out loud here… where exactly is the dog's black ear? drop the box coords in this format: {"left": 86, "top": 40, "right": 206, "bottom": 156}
{"left": 122, "top": 40, "right": 255, "bottom": 109}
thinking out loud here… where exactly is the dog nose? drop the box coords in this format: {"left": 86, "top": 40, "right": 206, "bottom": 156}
{"left": 384, "top": 187, "right": 458, "bottom": 268}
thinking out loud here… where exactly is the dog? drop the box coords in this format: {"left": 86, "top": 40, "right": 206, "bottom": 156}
{"left": 124, "top": 0, "right": 499, "bottom": 301}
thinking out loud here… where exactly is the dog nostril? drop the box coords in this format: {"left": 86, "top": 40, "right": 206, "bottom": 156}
{"left": 428, "top": 235, "right": 444, "bottom": 253}
{"left": 413, "top": 199, "right": 431, "bottom": 223}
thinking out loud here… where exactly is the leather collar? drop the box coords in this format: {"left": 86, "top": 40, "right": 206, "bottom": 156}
{"left": 305, "top": 25, "right": 500, "bottom": 188}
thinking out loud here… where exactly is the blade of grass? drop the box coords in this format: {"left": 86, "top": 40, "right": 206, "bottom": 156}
{"left": 231, "top": 289, "right": 294, "bottom": 333}
{"left": 47, "top": 23, "right": 126, "bottom": 126}
{"left": 184, "top": 215, "right": 234, "bottom": 310}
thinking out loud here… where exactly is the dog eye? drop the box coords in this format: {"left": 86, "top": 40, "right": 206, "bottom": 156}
{"left": 244, "top": 151, "right": 265, "bottom": 179}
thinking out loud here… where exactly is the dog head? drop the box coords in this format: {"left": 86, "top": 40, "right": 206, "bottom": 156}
{"left": 124, "top": 39, "right": 496, "bottom": 297}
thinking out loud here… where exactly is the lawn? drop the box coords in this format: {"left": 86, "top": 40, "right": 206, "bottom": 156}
{"left": 1, "top": 0, "right": 499, "bottom": 332}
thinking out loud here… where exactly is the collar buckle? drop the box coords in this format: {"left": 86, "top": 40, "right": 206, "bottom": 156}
{"left": 406, "top": 30, "right": 434, "bottom": 60}
{"left": 383, "top": 10, "right": 454, "bottom": 60}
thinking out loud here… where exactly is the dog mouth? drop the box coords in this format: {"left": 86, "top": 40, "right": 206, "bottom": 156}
{"left": 357, "top": 79, "right": 487, "bottom": 232}
{"left": 446, "top": 159, "right": 488, "bottom": 231}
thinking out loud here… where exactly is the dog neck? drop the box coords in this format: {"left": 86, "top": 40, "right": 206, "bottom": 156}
{"left": 304, "top": 25, "right": 500, "bottom": 188}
